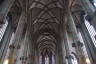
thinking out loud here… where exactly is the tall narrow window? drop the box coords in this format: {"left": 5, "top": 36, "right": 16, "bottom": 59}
{"left": 0, "top": 19, "right": 8, "bottom": 41}
{"left": 52, "top": 55, "right": 55, "bottom": 64}
{"left": 71, "top": 53, "right": 78, "bottom": 64}
{"left": 84, "top": 19, "right": 96, "bottom": 47}
{"left": 39, "top": 55, "right": 42, "bottom": 64}
{"left": 45, "top": 55, "right": 49, "bottom": 64}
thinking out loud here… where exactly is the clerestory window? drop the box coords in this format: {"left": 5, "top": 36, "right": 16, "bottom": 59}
{"left": 93, "top": 0, "right": 96, "bottom": 7}
{"left": 84, "top": 17, "right": 96, "bottom": 47}
{"left": 0, "top": 19, "right": 8, "bottom": 42}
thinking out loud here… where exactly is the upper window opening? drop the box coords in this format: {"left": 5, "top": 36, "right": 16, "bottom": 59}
{"left": 94, "top": 0, "right": 96, "bottom": 7}
{"left": 93, "top": 0, "right": 96, "bottom": 7}
{"left": 84, "top": 17, "right": 96, "bottom": 47}
{"left": 0, "top": 19, "right": 8, "bottom": 41}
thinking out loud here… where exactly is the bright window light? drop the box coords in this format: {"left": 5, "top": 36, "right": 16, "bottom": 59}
{"left": 45, "top": 56, "right": 49, "bottom": 64}
{"left": 86, "top": 58, "right": 91, "bottom": 64}
{"left": 0, "top": 20, "right": 8, "bottom": 41}
{"left": 3, "top": 59, "right": 9, "bottom": 64}
{"left": 85, "top": 20, "right": 96, "bottom": 47}
{"left": 94, "top": 3, "right": 96, "bottom": 7}
{"left": 94, "top": 0, "right": 96, "bottom": 7}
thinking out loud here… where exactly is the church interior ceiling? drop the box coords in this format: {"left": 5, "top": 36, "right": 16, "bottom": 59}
{"left": 0, "top": 0, "right": 83, "bottom": 54}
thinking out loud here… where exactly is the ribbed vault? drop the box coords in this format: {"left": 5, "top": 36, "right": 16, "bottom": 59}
{"left": 4, "top": 0, "right": 83, "bottom": 59}
{"left": 29, "top": 0, "right": 65, "bottom": 55}
{"left": 25, "top": 0, "right": 82, "bottom": 55}
{"left": 0, "top": 0, "right": 90, "bottom": 64}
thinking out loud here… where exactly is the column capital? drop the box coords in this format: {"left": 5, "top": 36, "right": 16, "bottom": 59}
{"left": 20, "top": 56, "right": 28, "bottom": 61}
{"left": 9, "top": 44, "right": 15, "bottom": 49}
{"left": 9, "top": 44, "right": 21, "bottom": 50}
{"left": 65, "top": 55, "right": 73, "bottom": 59}
{"left": 17, "top": 44, "right": 20, "bottom": 49}
{"left": 85, "top": 14, "right": 92, "bottom": 22}
{"left": 76, "top": 24, "right": 81, "bottom": 29}
{"left": 72, "top": 41, "right": 83, "bottom": 47}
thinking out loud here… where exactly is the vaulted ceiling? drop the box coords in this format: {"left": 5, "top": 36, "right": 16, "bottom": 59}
{"left": 30, "top": 0, "right": 64, "bottom": 55}
{"left": 8, "top": 0, "right": 83, "bottom": 55}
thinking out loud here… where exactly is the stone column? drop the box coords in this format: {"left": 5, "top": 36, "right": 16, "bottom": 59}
{"left": 52, "top": 54, "right": 55, "bottom": 64}
{"left": 55, "top": 48, "right": 59, "bottom": 64}
{"left": 7, "top": 11, "right": 26, "bottom": 64}
{"left": 58, "top": 12, "right": 68, "bottom": 64}
{"left": 67, "top": 10, "right": 86, "bottom": 64}
{"left": 58, "top": 38, "right": 66, "bottom": 64}
{"left": 27, "top": 36, "right": 34, "bottom": 64}
{"left": 58, "top": 27, "right": 66, "bottom": 63}
{"left": 34, "top": 49, "right": 39, "bottom": 64}
{"left": 16, "top": 14, "right": 34, "bottom": 64}
{"left": 60, "top": 24, "right": 71, "bottom": 64}
{"left": 18, "top": 26, "right": 32, "bottom": 64}
{"left": 63, "top": 25, "right": 72, "bottom": 64}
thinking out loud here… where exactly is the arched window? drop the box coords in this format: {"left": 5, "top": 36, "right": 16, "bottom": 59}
{"left": 45, "top": 55, "right": 49, "bottom": 64}
{"left": 39, "top": 54, "right": 50, "bottom": 64}
{"left": 0, "top": 20, "right": 8, "bottom": 41}
{"left": 71, "top": 52, "right": 78, "bottom": 64}
{"left": 39, "top": 55, "right": 42, "bottom": 64}
{"left": 84, "top": 19, "right": 96, "bottom": 47}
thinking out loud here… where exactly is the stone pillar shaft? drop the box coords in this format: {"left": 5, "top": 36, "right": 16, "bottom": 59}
{"left": 63, "top": 25, "right": 72, "bottom": 64}
{"left": 14, "top": 10, "right": 34, "bottom": 64}
{"left": 67, "top": 10, "right": 86, "bottom": 64}
{"left": 18, "top": 25, "right": 32, "bottom": 64}
{"left": 8, "top": 11, "right": 26, "bottom": 64}
{"left": 58, "top": 38, "right": 66, "bottom": 64}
